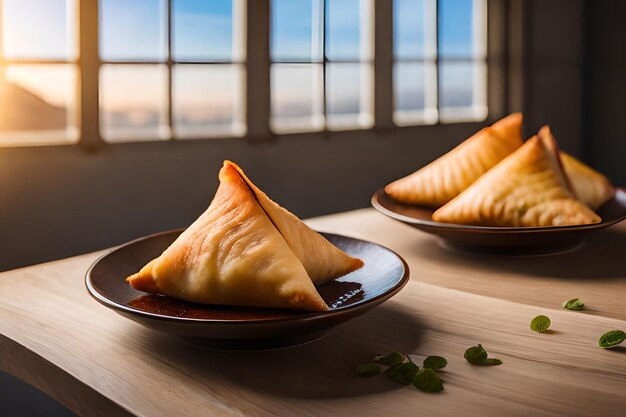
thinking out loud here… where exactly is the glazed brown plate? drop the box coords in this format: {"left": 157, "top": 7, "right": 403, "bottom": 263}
{"left": 86, "top": 231, "right": 409, "bottom": 350}
{"left": 372, "top": 187, "right": 626, "bottom": 256}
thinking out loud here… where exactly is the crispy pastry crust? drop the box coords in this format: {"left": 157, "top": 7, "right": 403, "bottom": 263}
{"left": 432, "top": 132, "right": 601, "bottom": 227}
{"left": 226, "top": 161, "right": 363, "bottom": 285}
{"left": 385, "top": 113, "right": 524, "bottom": 208}
{"left": 559, "top": 149, "right": 614, "bottom": 210}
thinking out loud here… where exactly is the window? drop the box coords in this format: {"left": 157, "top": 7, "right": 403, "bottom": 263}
{"left": 270, "top": 0, "right": 373, "bottom": 133}
{"left": 394, "top": 0, "right": 487, "bottom": 125}
{"left": 0, "top": 0, "right": 79, "bottom": 145}
{"left": 99, "top": 0, "right": 245, "bottom": 142}
{"left": 0, "top": 0, "right": 489, "bottom": 147}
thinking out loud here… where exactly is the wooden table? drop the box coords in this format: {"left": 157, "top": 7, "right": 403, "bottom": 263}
{"left": 1, "top": 208, "right": 625, "bottom": 417}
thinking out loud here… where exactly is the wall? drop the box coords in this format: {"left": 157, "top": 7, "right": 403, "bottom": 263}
{"left": 521, "top": 0, "right": 585, "bottom": 156}
{"left": 585, "top": 0, "right": 626, "bottom": 185}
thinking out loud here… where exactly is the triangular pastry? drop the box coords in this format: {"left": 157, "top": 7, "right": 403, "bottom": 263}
{"left": 385, "top": 113, "right": 524, "bottom": 208}
{"left": 559, "top": 149, "right": 614, "bottom": 211}
{"left": 126, "top": 162, "right": 362, "bottom": 311}
{"left": 228, "top": 161, "right": 364, "bottom": 285}
{"left": 432, "top": 130, "right": 601, "bottom": 227}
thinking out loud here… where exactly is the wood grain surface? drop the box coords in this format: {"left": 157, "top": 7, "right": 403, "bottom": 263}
{"left": 1, "top": 208, "right": 625, "bottom": 417}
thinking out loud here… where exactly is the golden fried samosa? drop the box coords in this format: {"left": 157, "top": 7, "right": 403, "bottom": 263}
{"left": 127, "top": 162, "right": 362, "bottom": 311}
{"left": 227, "top": 161, "right": 363, "bottom": 285}
{"left": 385, "top": 113, "right": 524, "bottom": 208}
{"left": 432, "top": 132, "right": 601, "bottom": 227}
{"left": 559, "top": 149, "right": 614, "bottom": 211}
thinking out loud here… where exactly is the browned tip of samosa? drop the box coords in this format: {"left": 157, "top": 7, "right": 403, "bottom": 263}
{"left": 490, "top": 112, "right": 523, "bottom": 140}
{"left": 126, "top": 259, "right": 162, "bottom": 294}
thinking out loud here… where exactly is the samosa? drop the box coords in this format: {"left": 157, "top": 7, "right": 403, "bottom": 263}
{"left": 385, "top": 113, "right": 524, "bottom": 208}
{"left": 229, "top": 162, "right": 363, "bottom": 285}
{"left": 432, "top": 130, "right": 601, "bottom": 227}
{"left": 127, "top": 161, "right": 363, "bottom": 311}
{"left": 558, "top": 148, "right": 614, "bottom": 210}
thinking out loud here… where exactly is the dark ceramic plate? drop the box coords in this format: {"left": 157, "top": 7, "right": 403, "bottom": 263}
{"left": 372, "top": 188, "right": 626, "bottom": 256}
{"left": 86, "top": 230, "right": 409, "bottom": 350}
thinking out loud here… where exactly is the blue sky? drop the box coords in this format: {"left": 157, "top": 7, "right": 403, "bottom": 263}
{"left": 271, "top": 0, "right": 366, "bottom": 61}
{"left": 96, "top": 0, "right": 475, "bottom": 62}
{"left": 173, "top": 0, "right": 234, "bottom": 61}
{"left": 100, "top": 0, "right": 235, "bottom": 61}
{"left": 438, "top": 0, "right": 475, "bottom": 57}
{"left": 2, "top": 0, "right": 475, "bottom": 66}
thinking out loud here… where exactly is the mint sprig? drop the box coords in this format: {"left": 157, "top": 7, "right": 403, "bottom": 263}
{"left": 464, "top": 344, "right": 502, "bottom": 366}
{"left": 562, "top": 298, "right": 586, "bottom": 311}
{"left": 355, "top": 352, "right": 446, "bottom": 393}
{"left": 530, "top": 315, "right": 551, "bottom": 333}
{"left": 598, "top": 330, "right": 626, "bottom": 348}
{"left": 354, "top": 363, "right": 380, "bottom": 377}
{"left": 376, "top": 352, "right": 406, "bottom": 366}
{"left": 413, "top": 368, "right": 444, "bottom": 392}
{"left": 423, "top": 355, "right": 447, "bottom": 370}
{"left": 464, "top": 344, "right": 487, "bottom": 364}
{"left": 384, "top": 362, "right": 418, "bottom": 385}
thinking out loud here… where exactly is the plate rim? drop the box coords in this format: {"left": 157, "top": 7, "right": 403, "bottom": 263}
{"left": 85, "top": 230, "right": 410, "bottom": 325}
{"left": 371, "top": 187, "right": 626, "bottom": 233}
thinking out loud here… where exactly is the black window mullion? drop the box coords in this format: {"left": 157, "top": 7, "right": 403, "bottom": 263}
{"left": 246, "top": 0, "right": 271, "bottom": 139}
{"left": 0, "top": 0, "right": 4, "bottom": 61}
{"left": 79, "top": 0, "right": 103, "bottom": 147}
{"left": 373, "top": 0, "right": 393, "bottom": 129}
{"left": 167, "top": 0, "right": 174, "bottom": 139}
{"left": 322, "top": 0, "right": 328, "bottom": 128}
{"left": 435, "top": 0, "right": 441, "bottom": 124}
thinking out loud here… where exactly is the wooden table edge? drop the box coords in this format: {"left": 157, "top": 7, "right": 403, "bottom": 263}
{"left": 0, "top": 334, "right": 133, "bottom": 417}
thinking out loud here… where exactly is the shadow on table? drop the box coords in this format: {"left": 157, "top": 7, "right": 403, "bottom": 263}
{"left": 131, "top": 304, "right": 424, "bottom": 399}
{"left": 413, "top": 228, "right": 626, "bottom": 280}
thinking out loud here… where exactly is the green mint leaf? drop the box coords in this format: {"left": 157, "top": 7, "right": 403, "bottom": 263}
{"left": 354, "top": 363, "right": 381, "bottom": 377}
{"left": 377, "top": 352, "right": 406, "bottom": 366}
{"left": 384, "top": 362, "right": 419, "bottom": 385}
{"left": 562, "top": 298, "right": 586, "bottom": 310}
{"left": 412, "top": 368, "right": 444, "bottom": 393}
{"left": 464, "top": 344, "right": 488, "bottom": 364}
{"left": 530, "top": 315, "right": 551, "bottom": 333}
{"left": 478, "top": 358, "right": 503, "bottom": 366}
{"left": 598, "top": 330, "right": 626, "bottom": 348}
{"left": 465, "top": 344, "right": 502, "bottom": 366}
{"left": 423, "top": 356, "right": 447, "bottom": 370}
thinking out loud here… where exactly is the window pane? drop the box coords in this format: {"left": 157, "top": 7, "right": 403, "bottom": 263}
{"left": 100, "top": 65, "right": 169, "bottom": 141}
{"left": 325, "top": 0, "right": 371, "bottom": 61}
{"left": 394, "top": 0, "right": 425, "bottom": 59}
{"left": 100, "top": 0, "right": 167, "bottom": 61}
{"left": 173, "top": 0, "right": 242, "bottom": 62}
{"left": 0, "top": 65, "right": 78, "bottom": 145}
{"left": 271, "top": 64, "right": 323, "bottom": 132}
{"left": 438, "top": 60, "right": 487, "bottom": 121}
{"left": 271, "top": 0, "right": 323, "bottom": 62}
{"left": 2, "top": 0, "right": 76, "bottom": 60}
{"left": 326, "top": 63, "right": 373, "bottom": 130}
{"left": 173, "top": 65, "right": 245, "bottom": 138}
{"left": 393, "top": 62, "right": 437, "bottom": 125}
{"left": 438, "top": 0, "right": 485, "bottom": 58}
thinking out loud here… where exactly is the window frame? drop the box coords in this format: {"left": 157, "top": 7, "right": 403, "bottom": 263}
{"left": 269, "top": 0, "right": 375, "bottom": 133}
{"left": 97, "top": 0, "right": 247, "bottom": 143}
{"left": 0, "top": 0, "right": 509, "bottom": 149}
